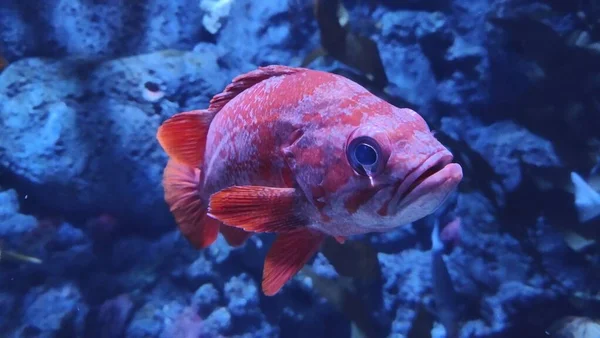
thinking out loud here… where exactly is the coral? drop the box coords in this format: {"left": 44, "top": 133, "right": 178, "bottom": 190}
{"left": 191, "top": 283, "right": 221, "bottom": 317}
{"left": 92, "top": 294, "right": 135, "bottom": 338}
{"left": 0, "top": 189, "right": 37, "bottom": 239}
{"left": 161, "top": 306, "right": 204, "bottom": 338}
{"left": 224, "top": 273, "right": 260, "bottom": 319}
{"left": 17, "top": 283, "right": 89, "bottom": 337}
{"left": 202, "top": 307, "right": 232, "bottom": 335}
{"left": 200, "top": 0, "right": 234, "bottom": 34}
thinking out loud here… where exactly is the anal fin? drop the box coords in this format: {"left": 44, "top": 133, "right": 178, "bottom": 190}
{"left": 334, "top": 236, "right": 346, "bottom": 244}
{"left": 220, "top": 225, "right": 252, "bottom": 247}
{"left": 263, "top": 228, "right": 325, "bottom": 296}
{"left": 207, "top": 186, "right": 306, "bottom": 233}
{"left": 163, "top": 160, "right": 219, "bottom": 248}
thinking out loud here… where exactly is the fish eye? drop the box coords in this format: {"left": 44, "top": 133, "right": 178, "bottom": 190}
{"left": 355, "top": 143, "right": 378, "bottom": 166}
{"left": 347, "top": 136, "right": 382, "bottom": 176}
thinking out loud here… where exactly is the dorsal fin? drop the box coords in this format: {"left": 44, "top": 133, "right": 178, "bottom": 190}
{"left": 207, "top": 65, "right": 303, "bottom": 112}
{"left": 157, "top": 65, "right": 303, "bottom": 167}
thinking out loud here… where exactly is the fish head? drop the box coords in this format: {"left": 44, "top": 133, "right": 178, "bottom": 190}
{"left": 367, "top": 107, "right": 463, "bottom": 224}
{"left": 288, "top": 101, "right": 463, "bottom": 236}
{"left": 341, "top": 108, "right": 462, "bottom": 232}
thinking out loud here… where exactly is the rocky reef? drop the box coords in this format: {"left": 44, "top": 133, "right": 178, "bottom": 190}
{"left": 1, "top": 0, "right": 599, "bottom": 337}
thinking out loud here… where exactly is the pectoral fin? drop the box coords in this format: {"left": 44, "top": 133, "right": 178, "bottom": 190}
{"left": 207, "top": 186, "right": 306, "bottom": 232}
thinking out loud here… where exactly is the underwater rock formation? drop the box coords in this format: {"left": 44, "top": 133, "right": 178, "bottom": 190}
{"left": 0, "top": 50, "right": 227, "bottom": 232}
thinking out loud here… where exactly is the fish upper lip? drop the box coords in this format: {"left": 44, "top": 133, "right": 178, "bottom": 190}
{"left": 395, "top": 151, "right": 454, "bottom": 205}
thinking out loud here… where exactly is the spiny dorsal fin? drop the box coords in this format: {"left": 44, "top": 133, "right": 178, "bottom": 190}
{"left": 157, "top": 65, "right": 303, "bottom": 167}
{"left": 208, "top": 65, "right": 303, "bottom": 112}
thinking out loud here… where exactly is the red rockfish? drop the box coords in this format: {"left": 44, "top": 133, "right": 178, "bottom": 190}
{"left": 157, "top": 65, "right": 463, "bottom": 296}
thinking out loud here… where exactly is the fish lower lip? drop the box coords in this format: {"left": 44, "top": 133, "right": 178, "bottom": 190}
{"left": 396, "top": 151, "right": 454, "bottom": 204}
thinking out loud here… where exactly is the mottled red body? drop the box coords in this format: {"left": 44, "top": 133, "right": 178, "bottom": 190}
{"left": 157, "top": 65, "right": 463, "bottom": 295}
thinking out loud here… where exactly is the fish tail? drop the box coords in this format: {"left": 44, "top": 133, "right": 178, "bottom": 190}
{"left": 163, "top": 159, "right": 219, "bottom": 248}
{"left": 157, "top": 108, "right": 222, "bottom": 248}
{"left": 163, "top": 160, "right": 252, "bottom": 248}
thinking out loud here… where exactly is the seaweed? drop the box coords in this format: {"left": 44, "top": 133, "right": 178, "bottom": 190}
{"left": 302, "top": 0, "right": 388, "bottom": 90}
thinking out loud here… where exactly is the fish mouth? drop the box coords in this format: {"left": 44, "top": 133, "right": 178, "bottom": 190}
{"left": 391, "top": 151, "right": 460, "bottom": 209}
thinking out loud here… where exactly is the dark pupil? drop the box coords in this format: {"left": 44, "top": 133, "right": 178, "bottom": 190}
{"left": 355, "top": 143, "right": 377, "bottom": 166}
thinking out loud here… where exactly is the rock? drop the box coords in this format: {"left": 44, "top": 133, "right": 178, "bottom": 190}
{"left": 0, "top": 50, "right": 227, "bottom": 232}
{"left": 191, "top": 283, "right": 221, "bottom": 317}
{"left": 441, "top": 118, "right": 561, "bottom": 191}
{"left": 230, "top": 322, "right": 279, "bottom": 338}
{"left": 216, "top": 0, "right": 300, "bottom": 70}
{"left": 0, "top": 0, "right": 207, "bottom": 60}
{"left": 185, "top": 254, "right": 215, "bottom": 286}
{"left": 378, "top": 0, "right": 452, "bottom": 11}
{"left": 466, "top": 121, "right": 562, "bottom": 191}
{"left": 0, "top": 292, "right": 16, "bottom": 330}
{"left": 18, "top": 283, "right": 89, "bottom": 337}
{"left": 416, "top": 12, "right": 456, "bottom": 80}
{"left": 369, "top": 225, "right": 418, "bottom": 253}
{"left": 126, "top": 300, "right": 178, "bottom": 338}
{"left": 161, "top": 306, "right": 204, "bottom": 338}
{"left": 206, "top": 235, "right": 233, "bottom": 264}
{"left": 0, "top": 189, "right": 37, "bottom": 239}
{"left": 200, "top": 0, "right": 234, "bottom": 34}
{"left": 90, "top": 294, "right": 134, "bottom": 338}
{"left": 224, "top": 273, "right": 260, "bottom": 319}
{"left": 311, "top": 253, "right": 338, "bottom": 279}
{"left": 40, "top": 222, "right": 95, "bottom": 277}
{"left": 445, "top": 40, "right": 486, "bottom": 78}
{"left": 445, "top": 192, "right": 570, "bottom": 336}
{"left": 379, "top": 249, "right": 432, "bottom": 336}
{"left": 202, "top": 307, "right": 231, "bottom": 335}
{"left": 378, "top": 10, "right": 450, "bottom": 108}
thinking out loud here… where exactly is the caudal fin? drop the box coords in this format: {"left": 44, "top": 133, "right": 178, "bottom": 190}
{"left": 163, "top": 160, "right": 219, "bottom": 248}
